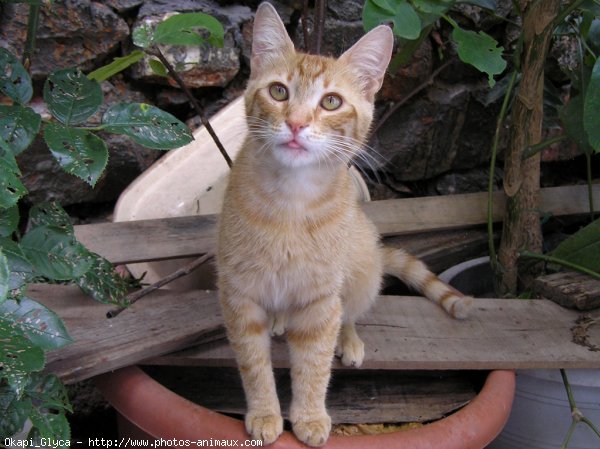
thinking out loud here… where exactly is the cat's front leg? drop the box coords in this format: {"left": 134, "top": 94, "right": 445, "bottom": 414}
{"left": 220, "top": 292, "right": 283, "bottom": 445}
{"left": 286, "top": 295, "right": 342, "bottom": 447}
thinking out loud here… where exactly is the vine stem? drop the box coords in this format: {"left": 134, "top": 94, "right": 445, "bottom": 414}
{"left": 559, "top": 369, "right": 600, "bottom": 449}
{"left": 149, "top": 47, "right": 232, "bottom": 168}
{"left": 519, "top": 251, "right": 600, "bottom": 280}
{"left": 488, "top": 70, "right": 518, "bottom": 274}
{"left": 22, "top": 3, "right": 41, "bottom": 70}
{"left": 107, "top": 253, "right": 214, "bottom": 318}
{"left": 312, "top": 0, "right": 327, "bottom": 55}
{"left": 521, "top": 134, "right": 567, "bottom": 160}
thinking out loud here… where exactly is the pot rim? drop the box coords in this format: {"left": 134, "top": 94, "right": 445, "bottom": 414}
{"left": 95, "top": 367, "right": 515, "bottom": 449}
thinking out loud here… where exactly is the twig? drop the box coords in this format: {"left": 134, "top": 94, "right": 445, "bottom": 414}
{"left": 521, "top": 134, "right": 567, "bottom": 160}
{"left": 302, "top": 0, "right": 310, "bottom": 52}
{"left": 22, "top": 3, "right": 41, "bottom": 70}
{"left": 107, "top": 253, "right": 215, "bottom": 318}
{"left": 149, "top": 47, "right": 233, "bottom": 168}
{"left": 370, "top": 60, "right": 453, "bottom": 137}
{"left": 312, "top": 0, "right": 327, "bottom": 54}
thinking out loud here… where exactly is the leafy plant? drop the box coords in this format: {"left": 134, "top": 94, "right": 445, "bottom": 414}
{"left": 0, "top": 7, "right": 227, "bottom": 440}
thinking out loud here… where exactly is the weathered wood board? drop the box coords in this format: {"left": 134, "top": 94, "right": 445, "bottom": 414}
{"left": 30, "top": 284, "right": 224, "bottom": 384}
{"left": 36, "top": 283, "right": 600, "bottom": 385}
{"left": 74, "top": 184, "right": 600, "bottom": 265}
{"left": 534, "top": 271, "right": 600, "bottom": 310}
{"left": 148, "top": 295, "right": 600, "bottom": 370}
{"left": 143, "top": 366, "right": 477, "bottom": 425}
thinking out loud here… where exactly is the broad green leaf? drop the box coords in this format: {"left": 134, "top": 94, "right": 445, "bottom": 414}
{"left": 0, "top": 250, "right": 8, "bottom": 304}
{"left": 0, "top": 205, "right": 19, "bottom": 237}
{"left": 0, "top": 155, "right": 27, "bottom": 209}
{"left": 0, "top": 297, "right": 72, "bottom": 350}
{"left": 451, "top": 26, "right": 506, "bottom": 87}
{"left": 149, "top": 58, "right": 169, "bottom": 77}
{"left": 29, "top": 409, "right": 70, "bottom": 442}
{"left": 550, "top": 218, "right": 600, "bottom": 273}
{"left": 0, "top": 104, "right": 41, "bottom": 155}
{"left": 560, "top": 94, "right": 593, "bottom": 153}
{"left": 0, "top": 238, "right": 35, "bottom": 292}
{"left": 0, "top": 48, "right": 33, "bottom": 104}
{"left": 587, "top": 19, "right": 600, "bottom": 57}
{"left": 87, "top": 50, "right": 146, "bottom": 82}
{"left": 26, "top": 373, "right": 72, "bottom": 414}
{"left": 43, "top": 68, "right": 103, "bottom": 125}
{"left": 584, "top": 57, "right": 600, "bottom": 152}
{"left": 363, "top": 0, "right": 421, "bottom": 39}
{"left": 20, "top": 225, "right": 93, "bottom": 280}
{"left": 76, "top": 252, "right": 130, "bottom": 305}
{"left": 412, "top": 0, "right": 452, "bottom": 16}
{"left": 44, "top": 123, "right": 109, "bottom": 187}
{"left": 133, "top": 22, "right": 154, "bottom": 49}
{"left": 102, "top": 103, "right": 193, "bottom": 150}
{"left": 153, "top": 12, "right": 225, "bottom": 48}
{"left": 28, "top": 202, "right": 73, "bottom": 233}
{"left": 0, "top": 385, "right": 31, "bottom": 436}
{"left": 0, "top": 321, "right": 45, "bottom": 378}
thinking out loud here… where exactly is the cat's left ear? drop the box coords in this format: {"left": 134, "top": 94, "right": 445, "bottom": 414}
{"left": 339, "top": 25, "right": 394, "bottom": 99}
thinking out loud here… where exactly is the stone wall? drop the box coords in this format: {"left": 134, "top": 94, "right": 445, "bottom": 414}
{"left": 0, "top": 0, "right": 582, "bottom": 207}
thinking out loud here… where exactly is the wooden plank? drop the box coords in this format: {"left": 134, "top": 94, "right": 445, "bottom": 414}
{"left": 364, "top": 184, "right": 600, "bottom": 236}
{"left": 29, "top": 284, "right": 224, "bottom": 384}
{"left": 73, "top": 184, "right": 600, "bottom": 264}
{"left": 142, "top": 366, "right": 477, "bottom": 424}
{"left": 534, "top": 271, "right": 600, "bottom": 310}
{"left": 73, "top": 214, "right": 218, "bottom": 265}
{"left": 147, "top": 295, "right": 600, "bottom": 370}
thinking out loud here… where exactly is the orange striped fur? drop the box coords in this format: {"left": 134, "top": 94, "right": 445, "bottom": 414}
{"left": 216, "top": 3, "right": 471, "bottom": 447}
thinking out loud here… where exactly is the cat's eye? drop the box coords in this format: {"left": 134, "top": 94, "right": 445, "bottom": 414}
{"left": 321, "top": 94, "right": 343, "bottom": 111}
{"left": 269, "top": 83, "right": 289, "bottom": 101}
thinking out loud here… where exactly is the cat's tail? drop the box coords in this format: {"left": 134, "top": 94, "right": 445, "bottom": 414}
{"left": 382, "top": 246, "right": 472, "bottom": 319}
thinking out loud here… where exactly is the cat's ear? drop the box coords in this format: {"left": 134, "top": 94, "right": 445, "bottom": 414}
{"left": 339, "top": 25, "right": 394, "bottom": 99}
{"left": 251, "top": 3, "right": 295, "bottom": 78}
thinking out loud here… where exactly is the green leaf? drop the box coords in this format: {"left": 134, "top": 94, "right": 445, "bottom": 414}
{"left": 0, "top": 205, "right": 19, "bottom": 237}
{"left": 43, "top": 68, "right": 103, "bottom": 125}
{"left": 43, "top": 123, "right": 109, "bottom": 187}
{"left": 28, "top": 202, "right": 73, "bottom": 233}
{"left": 0, "top": 48, "right": 33, "bottom": 104}
{"left": 0, "top": 250, "right": 8, "bottom": 304}
{"left": 549, "top": 218, "right": 600, "bottom": 273}
{"left": 0, "top": 321, "right": 45, "bottom": 378}
{"left": 0, "top": 297, "right": 72, "bottom": 350}
{"left": 149, "top": 58, "right": 169, "bottom": 77}
{"left": 153, "top": 12, "right": 225, "bottom": 48}
{"left": 584, "top": 57, "right": 600, "bottom": 153}
{"left": 451, "top": 26, "right": 506, "bottom": 87}
{"left": 102, "top": 103, "right": 193, "bottom": 150}
{"left": 0, "top": 155, "right": 28, "bottom": 209}
{"left": 29, "top": 410, "right": 71, "bottom": 442}
{"left": 0, "top": 385, "right": 30, "bottom": 436}
{"left": 363, "top": 0, "right": 421, "bottom": 39}
{"left": 87, "top": 50, "right": 146, "bottom": 82}
{"left": 76, "top": 252, "right": 130, "bottom": 305}
{"left": 20, "top": 225, "right": 93, "bottom": 280}
{"left": 0, "top": 104, "right": 42, "bottom": 155}
{"left": 0, "top": 238, "right": 35, "bottom": 292}
{"left": 132, "top": 22, "right": 155, "bottom": 49}
{"left": 560, "top": 94, "right": 593, "bottom": 153}
{"left": 26, "top": 373, "right": 72, "bottom": 414}
{"left": 412, "top": 0, "right": 452, "bottom": 16}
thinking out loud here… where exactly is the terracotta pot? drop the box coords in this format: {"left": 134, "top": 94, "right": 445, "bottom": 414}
{"left": 95, "top": 366, "right": 515, "bottom": 448}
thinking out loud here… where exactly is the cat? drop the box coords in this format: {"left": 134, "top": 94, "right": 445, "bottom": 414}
{"left": 216, "top": 2, "right": 472, "bottom": 447}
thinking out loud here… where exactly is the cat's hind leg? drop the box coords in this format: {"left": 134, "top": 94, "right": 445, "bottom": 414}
{"left": 220, "top": 291, "right": 283, "bottom": 445}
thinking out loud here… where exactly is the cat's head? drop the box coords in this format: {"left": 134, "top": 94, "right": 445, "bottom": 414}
{"left": 244, "top": 2, "right": 393, "bottom": 169}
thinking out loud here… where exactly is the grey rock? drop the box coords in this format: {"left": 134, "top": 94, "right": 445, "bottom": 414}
{"left": 0, "top": 0, "right": 129, "bottom": 79}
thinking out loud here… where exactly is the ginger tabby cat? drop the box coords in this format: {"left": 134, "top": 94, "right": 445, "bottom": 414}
{"left": 217, "top": 3, "right": 472, "bottom": 446}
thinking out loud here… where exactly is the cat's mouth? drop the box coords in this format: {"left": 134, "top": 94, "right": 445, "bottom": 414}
{"left": 284, "top": 139, "right": 307, "bottom": 151}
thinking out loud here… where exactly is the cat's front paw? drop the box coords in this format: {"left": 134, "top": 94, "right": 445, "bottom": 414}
{"left": 245, "top": 412, "right": 283, "bottom": 445}
{"left": 292, "top": 415, "right": 331, "bottom": 447}
{"left": 336, "top": 331, "right": 365, "bottom": 367}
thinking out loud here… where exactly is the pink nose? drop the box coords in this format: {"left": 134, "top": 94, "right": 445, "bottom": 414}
{"left": 286, "top": 121, "right": 308, "bottom": 135}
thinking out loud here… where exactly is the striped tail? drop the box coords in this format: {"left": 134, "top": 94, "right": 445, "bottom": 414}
{"left": 382, "top": 247, "right": 472, "bottom": 319}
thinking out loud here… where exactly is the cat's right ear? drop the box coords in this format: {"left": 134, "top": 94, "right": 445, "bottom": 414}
{"left": 251, "top": 3, "right": 295, "bottom": 78}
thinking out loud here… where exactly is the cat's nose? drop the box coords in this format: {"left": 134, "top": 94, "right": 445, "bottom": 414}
{"left": 286, "top": 120, "right": 308, "bottom": 135}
